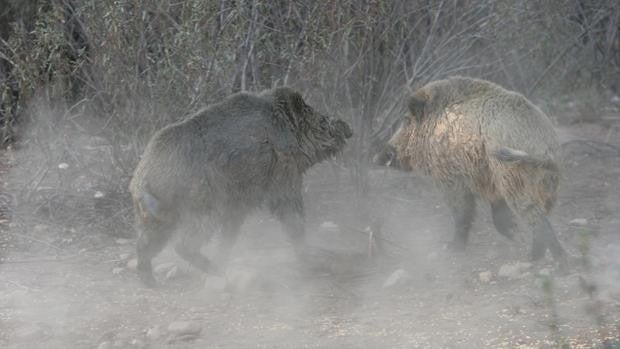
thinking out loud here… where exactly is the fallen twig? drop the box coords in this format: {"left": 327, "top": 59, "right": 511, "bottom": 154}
{"left": 7, "top": 231, "right": 64, "bottom": 251}
{"left": 562, "top": 139, "right": 620, "bottom": 157}
{"left": 4, "top": 279, "right": 30, "bottom": 291}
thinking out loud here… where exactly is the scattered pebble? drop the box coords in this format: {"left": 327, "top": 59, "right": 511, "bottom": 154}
{"left": 498, "top": 262, "right": 531, "bottom": 280}
{"left": 94, "top": 191, "right": 105, "bottom": 198}
{"left": 569, "top": 218, "right": 588, "bottom": 226}
{"left": 165, "top": 265, "right": 181, "bottom": 280}
{"left": 167, "top": 321, "right": 201, "bottom": 342}
{"left": 145, "top": 326, "right": 162, "bottom": 340}
{"left": 320, "top": 221, "right": 339, "bottom": 232}
{"left": 204, "top": 275, "right": 228, "bottom": 292}
{"left": 33, "top": 224, "right": 48, "bottom": 234}
{"left": 115, "top": 238, "right": 132, "bottom": 245}
{"left": 97, "top": 342, "right": 112, "bottom": 349}
{"left": 130, "top": 338, "right": 145, "bottom": 348}
{"left": 112, "top": 267, "right": 124, "bottom": 275}
{"left": 537, "top": 267, "right": 552, "bottom": 277}
{"left": 58, "top": 163, "right": 69, "bottom": 169}
{"left": 154, "top": 262, "right": 176, "bottom": 275}
{"left": 479, "top": 271, "right": 493, "bottom": 283}
{"left": 383, "top": 269, "right": 411, "bottom": 289}
{"left": 168, "top": 320, "right": 201, "bottom": 334}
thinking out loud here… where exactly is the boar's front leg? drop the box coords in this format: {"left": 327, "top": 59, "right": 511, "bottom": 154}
{"left": 441, "top": 181, "right": 476, "bottom": 249}
{"left": 270, "top": 195, "right": 307, "bottom": 259}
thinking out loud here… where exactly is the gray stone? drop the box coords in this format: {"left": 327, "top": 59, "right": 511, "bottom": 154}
{"left": 167, "top": 321, "right": 201, "bottom": 342}
{"left": 382, "top": 269, "right": 411, "bottom": 289}
{"left": 478, "top": 271, "right": 493, "bottom": 283}
{"left": 569, "top": 218, "right": 588, "bottom": 226}
{"left": 498, "top": 262, "right": 531, "bottom": 280}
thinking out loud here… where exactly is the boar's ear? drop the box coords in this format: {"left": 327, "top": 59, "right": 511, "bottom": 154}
{"left": 408, "top": 89, "right": 428, "bottom": 123}
{"left": 273, "top": 87, "right": 306, "bottom": 128}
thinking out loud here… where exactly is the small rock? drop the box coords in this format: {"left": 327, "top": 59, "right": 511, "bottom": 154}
{"left": 382, "top": 269, "right": 411, "bottom": 289}
{"left": 154, "top": 262, "right": 176, "bottom": 275}
{"left": 58, "top": 163, "right": 69, "bottom": 169}
{"left": 479, "top": 271, "right": 493, "bottom": 283}
{"left": 167, "top": 321, "right": 201, "bottom": 339}
{"left": 165, "top": 266, "right": 181, "bottom": 280}
{"left": 145, "top": 326, "right": 162, "bottom": 340}
{"left": 498, "top": 262, "right": 531, "bottom": 280}
{"left": 127, "top": 258, "right": 138, "bottom": 270}
{"left": 116, "top": 238, "right": 132, "bottom": 245}
{"left": 97, "top": 342, "right": 112, "bottom": 349}
{"left": 130, "top": 339, "right": 145, "bottom": 348}
{"left": 112, "top": 267, "right": 124, "bottom": 275}
{"left": 498, "top": 264, "right": 520, "bottom": 279}
{"left": 538, "top": 267, "right": 552, "bottom": 277}
{"left": 320, "top": 221, "right": 339, "bottom": 232}
{"left": 204, "top": 276, "right": 227, "bottom": 292}
{"left": 94, "top": 191, "right": 105, "bottom": 198}
{"left": 119, "top": 253, "right": 131, "bottom": 261}
{"left": 33, "top": 224, "right": 48, "bottom": 234}
{"left": 569, "top": 218, "right": 588, "bottom": 226}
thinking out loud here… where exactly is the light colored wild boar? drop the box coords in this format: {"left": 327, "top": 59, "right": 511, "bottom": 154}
{"left": 382, "top": 76, "right": 566, "bottom": 265}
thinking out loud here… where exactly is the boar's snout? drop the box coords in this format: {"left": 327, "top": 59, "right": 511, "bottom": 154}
{"left": 373, "top": 144, "right": 410, "bottom": 170}
{"left": 373, "top": 145, "right": 396, "bottom": 166}
{"left": 334, "top": 119, "right": 353, "bottom": 139}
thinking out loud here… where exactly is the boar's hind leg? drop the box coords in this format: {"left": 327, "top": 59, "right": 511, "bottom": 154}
{"left": 504, "top": 197, "right": 566, "bottom": 264}
{"left": 442, "top": 183, "right": 476, "bottom": 249}
{"left": 491, "top": 198, "right": 517, "bottom": 240}
{"left": 137, "top": 220, "right": 174, "bottom": 287}
{"left": 175, "top": 217, "right": 217, "bottom": 274}
{"left": 527, "top": 211, "right": 566, "bottom": 263}
{"left": 217, "top": 210, "right": 247, "bottom": 268}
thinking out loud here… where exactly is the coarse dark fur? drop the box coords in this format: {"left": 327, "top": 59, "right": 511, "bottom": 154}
{"left": 129, "top": 87, "right": 352, "bottom": 286}
{"left": 379, "top": 76, "right": 567, "bottom": 265}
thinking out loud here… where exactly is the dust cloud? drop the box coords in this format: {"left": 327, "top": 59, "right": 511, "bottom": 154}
{"left": 2, "top": 109, "right": 620, "bottom": 348}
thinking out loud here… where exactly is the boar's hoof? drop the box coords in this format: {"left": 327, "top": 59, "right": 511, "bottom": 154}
{"left": 139, "top": 271, "right": 158, "bottom": 288}
{"left": 446, "top": 239, "right": 467, "bottom": 253}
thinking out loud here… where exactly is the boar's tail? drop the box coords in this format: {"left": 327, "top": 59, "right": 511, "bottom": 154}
{"left": 492, "top": 147, "right": 558, "bottom": 172}
{"left": 138, "top": 189, "right": 162, "bottom": 220}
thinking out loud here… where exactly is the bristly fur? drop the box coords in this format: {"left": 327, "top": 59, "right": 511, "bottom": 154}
{"left": 387, "top": 76, "right": 566, "bottom": 264}
{"left": 129, "top": 87, "right": 352, "bottom": 286}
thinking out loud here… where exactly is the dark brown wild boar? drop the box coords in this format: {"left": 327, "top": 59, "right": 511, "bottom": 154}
{"left": 378, "top": 76, "right": 567, "bottom": 266}
{"left": 129, "top": 88, "right": 352, "bottom": 286}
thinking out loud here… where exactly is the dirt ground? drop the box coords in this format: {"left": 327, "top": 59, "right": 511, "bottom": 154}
{"left": 1, "top": 123, "right": 619, "bottom": 349}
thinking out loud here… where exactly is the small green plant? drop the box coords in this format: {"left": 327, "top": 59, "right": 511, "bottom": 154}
{"left": 577, "top": 229, "right": 614, "bottom": 348}
{"left": 540, "top": 274, "right": 569, "bottom": 348}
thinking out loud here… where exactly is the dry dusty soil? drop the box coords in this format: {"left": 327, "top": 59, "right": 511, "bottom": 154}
{"left": 1, "top": 123, "right": 619, "bottom": 348}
